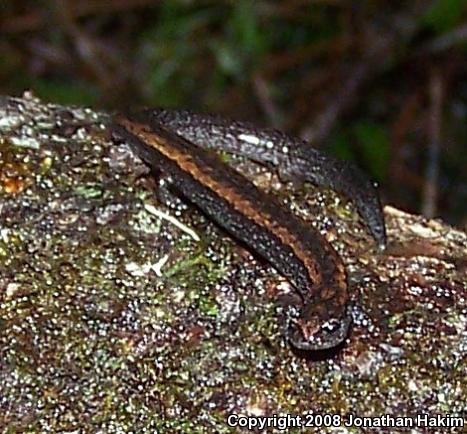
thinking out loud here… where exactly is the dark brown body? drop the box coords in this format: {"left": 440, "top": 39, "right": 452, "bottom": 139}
{"left": 112, "top": 112, "right": 370, "bottom": 349}
{"left": 142, "top": 108, "right": 386, "bottom": 249}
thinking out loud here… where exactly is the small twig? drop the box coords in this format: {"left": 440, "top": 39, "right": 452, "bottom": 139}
{"left": 389, "top": 92, "right": 420, "bottom": 195}
{"left": 422, "top": 68, "right": 443, "bottom": 218}
{"left": 420, "top": 23, "right": 467, "bottom": 54}
{"left": 299, "top": 3, "right": 435, "bottom": 144}
{"left": 252, "top": 73, "right": 283, "bottom": 128}
{"left": 1, "top": 0, "right": 157, "bottom": 33}
{"left": 144, "top": 203, "right": 200, "bottom": 242}
{"left": 52, "top": 0, "right": 111, "bottom": 91}
{"left": 300, "top": 37, "right": 390, "bottom": 143}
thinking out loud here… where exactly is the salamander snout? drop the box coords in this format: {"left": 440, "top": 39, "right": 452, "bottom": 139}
{"left": 286, "top": 303, "right": 352, "bottom": 351}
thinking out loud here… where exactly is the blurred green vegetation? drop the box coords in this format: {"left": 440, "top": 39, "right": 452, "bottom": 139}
{"left": 423, "top": 0, "right": 466, "bottom": 32}
{"left": 1, "top": 0, "right": 466, "bottom": 225}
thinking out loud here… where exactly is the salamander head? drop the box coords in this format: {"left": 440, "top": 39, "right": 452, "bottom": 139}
{"left": 286, "top": 303, "right": 352, "bottom": 351}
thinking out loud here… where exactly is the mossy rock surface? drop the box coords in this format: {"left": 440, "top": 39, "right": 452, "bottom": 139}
{"left": 0, "top": 94, "right": 466, "bottom": 433}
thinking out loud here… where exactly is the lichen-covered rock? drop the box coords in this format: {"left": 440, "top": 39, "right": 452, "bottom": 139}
{"left": 1, "top": 94, "right": 466, "bottom": 433}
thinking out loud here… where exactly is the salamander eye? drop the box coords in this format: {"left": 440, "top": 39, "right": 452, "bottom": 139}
{"left": 321, "top": 318, "right": 342, "bottom": 333}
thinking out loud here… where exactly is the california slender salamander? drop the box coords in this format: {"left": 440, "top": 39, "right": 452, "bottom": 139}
{"left": 140, "top": 108, "right": 386, "bottom": 249}
{"left": 112, "top": 110, "right": 385, "bottom": 350}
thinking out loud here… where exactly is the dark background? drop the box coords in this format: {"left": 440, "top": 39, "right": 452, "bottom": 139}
{"left": 2, "top": 0, "right": 466, "bottom": 228}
